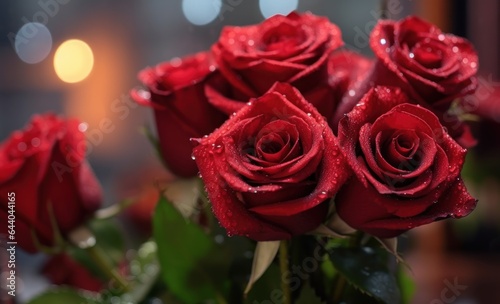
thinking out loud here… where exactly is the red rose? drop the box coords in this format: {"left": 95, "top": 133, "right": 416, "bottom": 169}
{"left": 131, "top": 52, "right": 227, "bottom": 177}
{"left": 0, "top": 114, "right": 102, "bottom": 252}
{"left": 207, "top": 12, "right": 343, "bottom": 119}
{"left": 334, "top": 87, "right": 477, "bottom": 238}
{"left": 333, "top": 16, "right": 478, "bottom": 146}
{"left": 192, "top": 83, "right": 349, "bottom": 241}
{"left": 327, "top": 50, "right": 373, "bottom": 128}
{"left": 42, "top": 254, "right": 103, "bottom": 292}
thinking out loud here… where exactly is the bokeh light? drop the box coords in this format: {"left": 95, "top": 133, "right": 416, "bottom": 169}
{"left": 182, "top": 0, "right": 221, "bottom": 26}
{"left": 53, "top": 39, "right": 94, "bottom": 83}
{"left": 14, "top": 22, "right": 52, "bottom": 64}
{"left": 259, "top": 0, "right": 299, "bottom": 19}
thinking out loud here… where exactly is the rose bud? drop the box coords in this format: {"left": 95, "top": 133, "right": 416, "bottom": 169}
{"left": 42, "top": 253, "right": 103, "bottom": 292}
{"left": 207, "top": 12, "right": 343, "bottom": 119}
{"left": 131, "top": 52, "right": 227, "bottom": 178}
{"left": 327, "top": 49, "right": 373, "bottom": 128}
{"left": 192, "top": 83, "right": 350, "bottom": 241}
{"left": 334, "top": 87, "right": 477, "bottom": 238}
{"left": 0, "top": 114, "right": 102, "bottom": 252}
{"left": 333, "top": 16, "right": 478, "bottom": 147}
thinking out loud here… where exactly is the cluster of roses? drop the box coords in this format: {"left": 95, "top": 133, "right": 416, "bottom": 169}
{"left": 131, "top": 12, "right": 478, "bottom": 240}
{"left": 0, "top": 13, "right": 478, "bottom": 255}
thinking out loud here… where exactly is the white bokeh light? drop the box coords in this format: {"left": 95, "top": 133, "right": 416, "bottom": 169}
{"left": 182, "top": 0, "right": 221, "bottom": 26}
{"left": 259, "top": 0, "right": 298, "bottom": 19}
{"left": 14, "top": 22, "right": 52, "bottom": 64}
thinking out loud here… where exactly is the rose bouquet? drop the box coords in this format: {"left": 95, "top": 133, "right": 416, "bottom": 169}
{"left": 1, "top": 10, "right": 481, "bottom": 304}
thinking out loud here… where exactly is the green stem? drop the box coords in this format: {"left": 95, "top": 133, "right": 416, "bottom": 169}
{"left": 279, "top": 240, "right": 292, "bottom": 304}
{"left": 332, "top": 275, "right": 346, "bottom": 303}
{"left": 86, "top": 245, "right": 130, "bottom": 292}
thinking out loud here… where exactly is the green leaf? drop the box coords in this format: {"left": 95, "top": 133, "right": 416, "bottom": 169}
{"left": 27, "top": 288, "right": 100, "bottom": 304}
{"left": 328, "top": 247, "right": 401, "bottom": 304}
{"left": 153, "top": 196, "right": 226, "bottom": 303}
{"left": 244, "top": 263, "right": 281, "bottom": 304}
{"left": 89, "top": 219, "right": 126, "bottom": 264}
{"left": 296, "top": 283, "right": 325, "bottom": 304}
{"left": 398, "top": 268, "right": 416, "bottom": 304}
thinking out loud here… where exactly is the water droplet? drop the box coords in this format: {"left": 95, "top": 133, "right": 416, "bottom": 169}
{"left": 462, "top": 58, "right": 469, "bottom": 64}
{"left": 248, "top": 39, "right": 255, "bottom": 46}
{"left": 247, "top": 101, "right": 252, "bottom": 106}
{"left": 78, "top": 122, "right": 88, "bottom": 132}
{"left": 380, "top": 38, "right": 387, "bottom": 45}
{"left": 409, "top": 52, "right": 415, "bottom": 59}
{"left": 191, "top": 155, "right": 196, "bottom": 160}
{"left": 17, "top": 142, "right": 27, "bottom": 151}
{"left": 214, "top": 234, "right": 224, "bottom": 244}
{"left": 348, "top": 89, "right": 355, "bottom": 97}
{"left": 438, "top": 34, "right": 445, "bottom": 41}
{"left": 228, "top": 38, "right": 235, "bottom": 45}
{"left": 307, "top": 113, "right": 312, "bottom": 117}
{"left": 452, "top": 46, "right": 459, "bottom": 53}
{"left": 232, "top": 112, "right": 237, "bottom": 116}
{"left": 31, "top": 137, "right": 40, "bottom": 147}
{"left": 170, "top": 57, "right": 182, "bottom": 67}
{"left": 470, "top": 62, "right": 477, "bottom": 69}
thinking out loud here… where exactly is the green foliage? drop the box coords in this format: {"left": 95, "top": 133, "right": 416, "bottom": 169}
{"left": 328, "top": 247, "right": 401, "bottom": 304}
{"left": 153, "top": 195, "right": 229, "bottom": 303}
{"left": 27, "top": 288, "right": 100, "bottom": 304}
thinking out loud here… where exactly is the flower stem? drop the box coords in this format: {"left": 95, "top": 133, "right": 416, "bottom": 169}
{"left": 86, "top": 245, "right": 130, "bottom": 292}
{"left": 279, "top": 240, "right": 292, "bottom": 304}
{"left": 332, "top": 274, "right": 346, "bottom": 303}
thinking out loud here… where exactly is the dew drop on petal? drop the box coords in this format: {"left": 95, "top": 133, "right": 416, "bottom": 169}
{"left": 348, "top": 89, "right": 355, "bottom": 97}
{"left": 31, "top": 137, "right": 40, "bottom": 147}
{"left": 438, "top": 34, "right": 445, "bottom": 41}
{"left": 452, "top": 46, "right": 459, "bottom": 53}
{"left": 380, "top": 38, "right": 387, "bottom": 45}
{"left": 470, "top": 62, "right": 477, "bottom": 69}
{"left": 170, "top": 57, "right": 182, "bottom": 67}
{"left": 78, "top": 122, "right": 88, "bottom": 132}
{"left": 191, "top": 155, "right": 196, "bottom": 160}
{"left": 409, "top": 52, "right": 415, "bottom": 59}
{"left": 17, "top": 142, "right": 27, "bottom": 151}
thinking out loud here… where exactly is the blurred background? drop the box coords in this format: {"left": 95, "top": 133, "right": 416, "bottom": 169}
{"left": 0, "top": 0, "right": 499, "bottom": 303}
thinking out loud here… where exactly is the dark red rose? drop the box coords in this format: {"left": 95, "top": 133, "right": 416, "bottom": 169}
{"left": 208, "top": 12, "right": 343, "bottom": 119}
{"left": 42, "top": 254, "right": 103, "bottom": 292}
{"left": 333, "top": 16, "right": 478, "bottom": 146}
{"left": 0, "top": 114, "right": 102, "bottom": 252}
{"left": 327, "top": 50, "right": 373, "bottom": 127}
{"left": 334, "top": 87, "right": 477, "bottom": 238}
{"left": 192, "top": 83, "right": 350, "bottom": 241}
{"left": 131, "top": 52, "right": 227, "bottom": 177}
